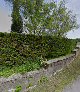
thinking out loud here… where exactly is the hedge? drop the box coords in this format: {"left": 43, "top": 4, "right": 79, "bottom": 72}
{"left": 0, "top": 32, "right": 76, "bottom": 67}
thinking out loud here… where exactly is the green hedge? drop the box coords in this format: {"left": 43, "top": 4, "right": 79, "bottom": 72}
{"left": 0, "top": 32, "right": 76, "bottom": 67}
{"left": 76, "top": 38, "right": 80, "bottom": 42}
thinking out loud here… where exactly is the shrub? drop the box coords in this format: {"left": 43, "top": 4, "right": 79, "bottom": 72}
{"left": 0, "top": 32, "right": 76, "bottom": 69}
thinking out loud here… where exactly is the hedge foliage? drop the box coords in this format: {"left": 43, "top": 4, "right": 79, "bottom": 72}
{"left": 76, "top": 38, "right": 80, "bottom": 42}
{"left": 0, "top": 32, "right": 76, "bottom": 68}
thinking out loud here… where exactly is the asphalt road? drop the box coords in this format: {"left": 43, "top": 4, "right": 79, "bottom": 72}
{"left": 62, "top": 76, "right": 80, "bottom": 92}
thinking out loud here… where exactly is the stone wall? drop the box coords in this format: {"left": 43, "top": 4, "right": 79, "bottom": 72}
{"left": 0, "top": 43, "right": 80, "bottom": 92}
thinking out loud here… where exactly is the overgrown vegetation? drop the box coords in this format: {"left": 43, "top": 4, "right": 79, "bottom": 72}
{"left": 0, "top": 32, "right": 76, "bottom": 76}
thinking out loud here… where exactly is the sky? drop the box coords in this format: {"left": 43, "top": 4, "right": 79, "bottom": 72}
{"left": 0, "top": 0, "right": 80, "bottom": 39}
{"left": 66, "top": 0, "right": 80, "bottom": 39}
{"left": 0, "top": 0, "right": 12, "bottom": 33}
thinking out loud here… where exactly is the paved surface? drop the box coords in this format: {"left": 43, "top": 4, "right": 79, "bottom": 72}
{"left": 63, "top": 76, "right": 80, "bottom": 92}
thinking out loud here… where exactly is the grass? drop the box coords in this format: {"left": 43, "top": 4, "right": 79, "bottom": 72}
{"left": 29, "top": 51, "right": 80, "bottom": 92}
{"left": 0, "top": 61, "right": 41, "bottom": 77}
{"left": 15, "top": 85, "right": 22, "bottom": 92}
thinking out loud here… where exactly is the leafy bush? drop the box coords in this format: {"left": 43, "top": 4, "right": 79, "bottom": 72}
{"left": 0, "top": 32, "right": 76, "bottom": 69}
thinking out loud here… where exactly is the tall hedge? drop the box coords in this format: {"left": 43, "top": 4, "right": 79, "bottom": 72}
{"left": 0, "top": 32, "right": 76, "bottom": 67}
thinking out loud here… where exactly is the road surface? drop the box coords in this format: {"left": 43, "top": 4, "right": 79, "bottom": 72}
{"left": 63, "top": 76, "right": 80, "bottom": 92}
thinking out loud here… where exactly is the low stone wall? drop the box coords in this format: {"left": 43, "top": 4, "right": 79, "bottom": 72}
{"left": 0, "top": 43, "right": 80, "bottom": 92}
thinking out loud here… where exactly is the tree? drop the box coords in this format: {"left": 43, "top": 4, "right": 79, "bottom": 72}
{"left": 5, "top": 0, "right": 78, "bottom": 36}
{"left": 4, "top": 0, "right": 23, "bottom": 33}
{"left": 21, "top": 0, "right": 54, "bottom": 35}
{"left": 21, "top": 0, "right": 45, "bottom": 35}
{"left": 21, "top": 0, "right": 78, "bottom": 36}
{"left": 11, "top": 0, "right": 23, "bottom": 33}
{"left": 51, "top": 0, "right": 78, "bottom": 37}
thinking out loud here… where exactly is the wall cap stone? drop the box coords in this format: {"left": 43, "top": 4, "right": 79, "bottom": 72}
{"left": 46, "top": 54, "right": 74, "bottom": 64}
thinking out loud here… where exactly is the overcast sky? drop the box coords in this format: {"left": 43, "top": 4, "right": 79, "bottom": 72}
{"left": 65, "top": 0, "right": 80, "bottom": 39}
{"left": 0, "top": 0, "right": 11, "bottom": 32}
{"left": 0, "top": 0, "right": 80, "bottom": 38}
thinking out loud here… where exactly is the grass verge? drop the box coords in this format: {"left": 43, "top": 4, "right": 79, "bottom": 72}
{"left": 29, "top": 52, "right": 80, "bottom": 92}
